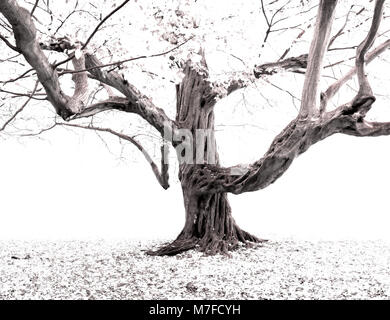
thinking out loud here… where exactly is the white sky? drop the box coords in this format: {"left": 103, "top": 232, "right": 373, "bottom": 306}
{"left": 1, "top": 114, "right": 390, "bottom": 241}
{"left": 1, "top": 0, "right": 390, "bottom": 241}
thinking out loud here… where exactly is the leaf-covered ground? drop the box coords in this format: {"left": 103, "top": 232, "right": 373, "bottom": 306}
{"left": 0, "top": 240, "right": 389, "bottom": 300}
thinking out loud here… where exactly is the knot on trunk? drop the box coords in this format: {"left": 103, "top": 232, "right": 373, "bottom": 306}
{"left": 342, "top": 94, "right": 376, "bottom": 120}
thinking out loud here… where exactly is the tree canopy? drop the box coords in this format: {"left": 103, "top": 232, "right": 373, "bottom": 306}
{"left": 2, "top": 0, "right": 390, "bottom": 255}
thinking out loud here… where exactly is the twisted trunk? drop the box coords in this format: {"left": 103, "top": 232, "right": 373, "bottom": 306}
{"left": 147, "top": 60, "right": 377, "bottom": 256}
{"left": 148, "top": 62, "right": 262, "bottom": 256}
{"left": 150, "top": 192, "right": 260, "bottom": 256}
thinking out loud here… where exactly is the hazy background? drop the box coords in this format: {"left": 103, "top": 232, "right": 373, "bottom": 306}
{"left": 1, "top": 115, "right": 390, "bottom": 241}
{"left": 1, "top": 0, "right": 390, "bottom": 242}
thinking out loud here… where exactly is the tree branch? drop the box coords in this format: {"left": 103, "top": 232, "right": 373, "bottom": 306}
{"left": 187, "top": 0, "right": 390, "bottom": 196}
{"left": 327, "top": 5, "right": 354, "bottom": 49}
{"left": 81, "top": 53, "right": 176, "bottom": 136}
{"left": 0, "top": 33, "right": 20, "bottom": 52}
{"left": 254, "top": 54, "right": 308, "bottom": 77}
{"left": 55, "top": 36, "right": 193, "bottom": 76}
{"left": 355, "top": 0, "right": 385, "bottom": 97}
{"left": 0, "top": 0, "right": 176, "bottom": 138}
{"left": 321, "top": 39, "right": 390, "bottom": 112}
{"left": 58, "top": 122, "right": 170, "bottom": 189}
{"left": 299, "top": 0, "right": 338, "bottom": 118}
{"left": 321, "top": 0, "right": 387, "bottom": 116}
{"left": 52, "top": 0, "right": 131, "bottom": 70}
{"left": 0, "top": 0, "right": 71, "bottom": 118}
{"left": 343, "top": 120, "right": 390, "bottom": 137}
{"left": 30, "top": 0, "right": 39, "bottom": 16}
{"left": 0, "top": 80, "right": 39, "bottom": 132}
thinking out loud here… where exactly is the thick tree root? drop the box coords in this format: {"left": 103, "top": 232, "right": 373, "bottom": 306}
{"left": 146, "top": 238, "right": 198, "bottom": 256}
{"left": 146, "top": 229, "right": 266, "bottom": 257}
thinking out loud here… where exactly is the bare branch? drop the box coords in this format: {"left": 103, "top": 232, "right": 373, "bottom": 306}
{"left": 321, "top": 38, "right": 390, "bottom": 112}
{"left": 327, "top": 5, "right": 354, "bottom": 49}
{"left": 52, "top": 0, "right": 131, "bottom": 70}
{"left": 343, "top": 120, "right": 390, "bottom": 137}
{"left": 30, "top": 0, "right": 39, "bottom": 16}
{"left": 0, "top": 87, "right": 45, "bottom": 100}
{"left": 0, "top": 68, "right": 34, "bottom": 85}
{"left": 55, "top": 36, "right": 194, "bottom": 76}
{"left": 260, "top": 0, "right": 270, "bottom": 27}
{"left": 299, "top": 0, "right": 338, "bottom": 118}
{"left": 0, "top": 0, "right": 70, "bottom": 118}
{"left": 0, "top": 1, "right": 176, "bottom": 138}
{"left": 254, "top": 54, "right": 308, "bottom": 77}
{"left": 0, "top": 33, "right": 20, "bottom": 52}
{"left": 0, "top": 80, "right": 39, "bottom": 132}
{"left": 355, "top": 0, "right": 385, "bottom": 97}
{"left": 81, "top": 54, "right": 176, "bottom": 136}
{"left": 20, "top": 122, "right": 57, "bottom": 137}
{"left": 178, "top": 1, "right": 390, "bottom": 197}
{"left": 58, "top": 122, "right": 170, "bottom": 189}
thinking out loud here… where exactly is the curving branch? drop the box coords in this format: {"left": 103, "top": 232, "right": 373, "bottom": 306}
{"left": 184, "top": 0, "right": 390, "bottom": 196}
{"left": 56, "top": 36, "right": 194, "bottom": 76}
{"left": 327, "top": 5, "right": 354, "bottom": 50}
{"left": 58, "top": 122, "right": 170, "bottom": 189}
{"left": 0, "top": 33, "right": 20, "bottom": 52}
{"left": 2, "top": 0, "right": 390, "bottom": 199}
{"left": 0, "top": 0, "right": 176, "bottom": 138}
{"left": 216, "top": 3, "right": 378, "bottom": 98}
{"left": 40, "top": 36, "right": 177, "bottom": 137}
{"left": 0, "top": 80, "right": 39, "bottom": 132}
{"left": 82, "top": 53, "right": 176, "bottom": 136}
{"left": 51, "top": 0, "right": 131, "bottom": 70}
{"left": 355, "top": 0, "right": 385, "bottom": 97}
{"left": 343, "top": 120, "right": 390, "bottom": 137}
{"left": 254, "top": 54, "right": 308, "bottom": 77}
{"left": 3, "top": 0, "right": 390, "bottom": 255}
{"left": 30, "top": 0, "right": 39, "bottom": 16}
{"left": 320, "top": 38, "right": 390, "bottom": 112}
{"left": 0, "top": 0, "right": 71, "bottom": 118}
{"left": 189, "top": 92, "right": 378, "bottom": 196}
{"left": 0, "top": 1, "right": 93, "bottom": 117}
{"left": 320, "top": 0, "right": 386, "bottom": 119}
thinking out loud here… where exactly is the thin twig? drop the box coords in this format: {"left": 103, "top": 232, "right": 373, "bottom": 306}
{"left": 0, "top": 81, "right": 39, "bottom": 132}
{"left": 53, "top": 0, "right": 131, "bottom": 69}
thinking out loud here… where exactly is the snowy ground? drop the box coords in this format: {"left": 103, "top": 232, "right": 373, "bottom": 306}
{"left": 0, "top": 239, "right": 389, "bottom": 300}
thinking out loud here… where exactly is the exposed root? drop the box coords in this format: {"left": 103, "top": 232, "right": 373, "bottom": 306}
{"left": 198, "top": 237, "right": 237, "bottom": 257}
{"left": 146, "top": 238, "right": 197, "bottom": 256}
{"left": 146, "top": 229, "right": 266, "bottom": 257}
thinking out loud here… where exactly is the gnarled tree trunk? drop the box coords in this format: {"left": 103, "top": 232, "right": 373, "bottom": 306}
{"left": 148, "top": 60, "right": 262, "bottom": 256}
{"left": 3, "top": 0, "right": 389, "bottom": 258}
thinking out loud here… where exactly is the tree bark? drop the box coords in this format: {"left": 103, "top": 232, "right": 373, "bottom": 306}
{"left": 148, "top": 59, "right": 262, "bottom": 256}
{"left": 3, "top": 0, "right": 390, "bottom": 258}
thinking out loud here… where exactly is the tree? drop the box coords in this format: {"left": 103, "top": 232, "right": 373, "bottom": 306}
{"left": 1, "top": 0, "right": 390, "bottom": 255}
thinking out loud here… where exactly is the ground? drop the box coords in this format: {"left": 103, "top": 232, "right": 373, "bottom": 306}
{"left": 0, "top": 239, "right": 389, "bottom": 299}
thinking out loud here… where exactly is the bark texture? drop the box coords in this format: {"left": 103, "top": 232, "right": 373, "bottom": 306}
{"left": 2, "top": 0, "right": 390, "bottom": 257}
{"left": 0, "top": 0, "right": 70, "bottom": 118}
{"left": 299, "top": 0, "right": 337, "bottom": 118}
{"left": 149, "top": 60, "right": 263, "bottom": 256}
